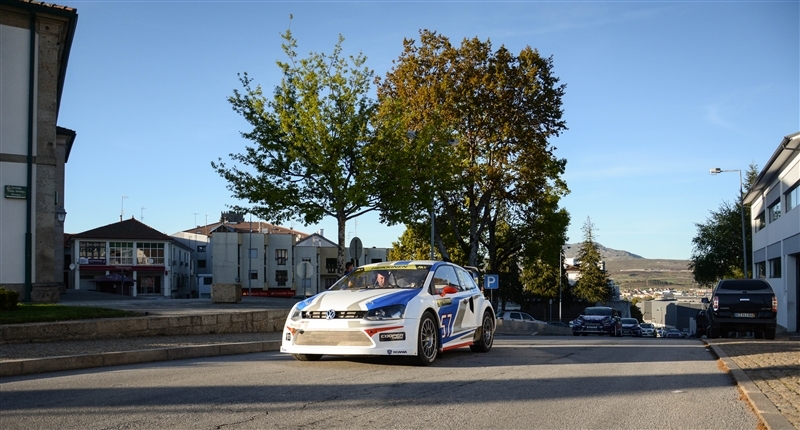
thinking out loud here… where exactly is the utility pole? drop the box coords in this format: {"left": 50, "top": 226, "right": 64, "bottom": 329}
{"left": 120, "top": 195, "right": 128, "bottom": 221}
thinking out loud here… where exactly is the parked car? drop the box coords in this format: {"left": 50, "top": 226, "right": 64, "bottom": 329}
{"left": 281, "top": 260, "right": 495, "bottom": 365}
{"left": 663, "top": 328, "right": 684, "bottom": 338}
{"left": 620, "top": 318, "right": 642, "bottom": 336}
{"left": 572, "top": 306, "right": 621, "bottom": 336}
{"left": 497, "top": 311, "right": 540, "bottom": 323}
{"left": 639, "top": 323, "right": 656, "bottom": 337}
{"left": 702, "top": 279, "right": 777, "bottom": 339}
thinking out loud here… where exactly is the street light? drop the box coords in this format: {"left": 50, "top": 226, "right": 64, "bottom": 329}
{"left": 559, "top": 245, "right": 570, "bottom": 321}
{"left": 709, "top": 168, "right": 748, "bottom": 278}
{"left": 55, "top": 207, "right": 67, "bottom": 226}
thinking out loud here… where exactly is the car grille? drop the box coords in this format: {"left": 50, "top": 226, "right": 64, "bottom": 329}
{"left": 303, "top": 310, "right": 367, "bottom": 319}
{"left": 294, "top": 330, "right": 373, "bottom": 346}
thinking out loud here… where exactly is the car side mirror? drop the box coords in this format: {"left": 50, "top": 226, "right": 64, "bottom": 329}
{"left": 440, "top": 286, "right": 458, "bottom": 296}
{"left": 701, "top": 297, "right": 709, "bottom": 304}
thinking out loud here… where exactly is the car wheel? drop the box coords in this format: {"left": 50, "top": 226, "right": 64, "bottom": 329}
{"left": 415, "top": 312, "right": 439, "bottom": 366}
{"left": 765, "top": 328, "right": 776, "bottom": 340}
{"left": 573, "top": 332, "right": 579, "bottom": 336}
{"left": 470, "top": 310, "right": 495, "bottom": 352}
{"left": 292, "top": 353, "right": 322, "bottom": 362}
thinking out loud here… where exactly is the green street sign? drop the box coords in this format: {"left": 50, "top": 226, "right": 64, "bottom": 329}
{"left": 4, "top": 185, "right": 27, "bottom": 199}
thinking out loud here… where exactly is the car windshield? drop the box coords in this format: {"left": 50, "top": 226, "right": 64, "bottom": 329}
{"left": 640, "top": 323, "right": 654, "bottom": 328}
{"left": 621, "top": 318, "right": 638, "bottom": 324}
{"left": 585, "top": 307, "right": 613, "bottom": 316}
{"left": 329, "top": 266, "right": 430, "bottom": 290}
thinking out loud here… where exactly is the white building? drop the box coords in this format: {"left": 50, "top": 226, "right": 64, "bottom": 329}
{"left": 744, "top": 132, "right": 800, "bottom": 333}
{"left": 1, "top": 0, "right": 78, "bottom": 301}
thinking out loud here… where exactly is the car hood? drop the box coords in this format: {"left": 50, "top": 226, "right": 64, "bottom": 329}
{"left": 295, "top": 288, "right": 423, "bottom": 312}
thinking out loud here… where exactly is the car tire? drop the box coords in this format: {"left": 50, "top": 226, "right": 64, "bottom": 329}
{"left": 292, "top": 353, "right": 322, "bottom": 362}
{"left": 470, "top": 310, "right": 494, "bottom": 352}
{"left": 765, "top": 328, "right": 776, "bottom": 340}
{"left": 573, "top": 332, "right": 579, "bottom": 336}
{"left": 415, "top": 312, "right": 439, "bottom": 366}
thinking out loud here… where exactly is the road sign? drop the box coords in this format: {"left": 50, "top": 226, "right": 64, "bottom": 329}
{"left": 485, "top": 274, "right": 499, "bottom": 290}
{"left": 349, "top": 237, "right": 363, "bottom": 261}
{"left": 296, "top": 261, "right": 314, "bottom": 279}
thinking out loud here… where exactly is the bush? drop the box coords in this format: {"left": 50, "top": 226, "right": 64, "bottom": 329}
{"left": 0, "top": 287, "right": 20, "bottom": 311}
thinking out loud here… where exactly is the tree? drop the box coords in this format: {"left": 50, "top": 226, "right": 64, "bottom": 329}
{"left": 573, "top": 217, "right": 612, "bottom": 304}
{"left": 689, "top": 163, "right": 758, "bottom": 284}
{"left": 630, "top": 298, "right": 644, "bottom": 322}
{"left": 689, "top": 200, "right": 752, "bottom": 284}
{"left": 371, "top": 30, "right": 569, "bottom": 277}
{"left": 212, "top": 27, "right": 378, "bottom": 274}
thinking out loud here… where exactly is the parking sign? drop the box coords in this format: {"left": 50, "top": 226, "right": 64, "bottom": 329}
{"left": 485, "top": 274, "right": 499, "bottom": 290}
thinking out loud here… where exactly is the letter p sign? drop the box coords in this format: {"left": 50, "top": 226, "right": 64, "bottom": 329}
{"left": 485, "top": 274, "right": 499, "bottom": 290}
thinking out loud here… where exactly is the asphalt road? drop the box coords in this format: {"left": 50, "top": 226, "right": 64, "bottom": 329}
{"left": 0, "top": 336, "right": 758, "bottom": 429}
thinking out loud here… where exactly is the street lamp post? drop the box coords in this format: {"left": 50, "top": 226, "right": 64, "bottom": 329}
{"left": 709, "top": 168, "right": 748, "bottom": 278}
{"left": 559, "top": 245, "right": 570, "bottom": 321}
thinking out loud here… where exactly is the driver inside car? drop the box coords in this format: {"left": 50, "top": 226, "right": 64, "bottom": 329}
{"left": 374, "top": 270, "right": 391, "bottom": 287}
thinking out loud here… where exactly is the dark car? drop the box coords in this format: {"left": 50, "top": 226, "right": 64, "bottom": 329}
{"left": 702, "top": 279, "right": 777, "bottom": 339}
{"left": 572, "top": 306, "right": 621, "bottom": 336}
{"left": 664, "top": 328, "right": 684, "bottom": 338}
{"left": 620, "top": 318, "right": 642, "bottom": 336}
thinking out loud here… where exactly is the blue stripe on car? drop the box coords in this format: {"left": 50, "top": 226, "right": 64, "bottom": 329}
{"left": 366, "top": 288, "right": 422, "bottom": 310}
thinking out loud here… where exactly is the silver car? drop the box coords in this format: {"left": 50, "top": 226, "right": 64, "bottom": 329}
{"left": 639, "top": 322, "right": 656, "bottom": 337}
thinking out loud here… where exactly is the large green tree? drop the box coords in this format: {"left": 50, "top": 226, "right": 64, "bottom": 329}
{"left": 212, "top": 28, "right": 378, "bottom": 274}
{"left": 370, "top": 30, "right": 569, "bottom": 276}
{"left": 689, "top": 163, "right": 758, "bottom": 284}
{"left": 573, "top": 217, "right": 612, "bottom": 304}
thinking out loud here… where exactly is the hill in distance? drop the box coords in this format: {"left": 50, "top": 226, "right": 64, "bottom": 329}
{"left": 566, "top": 243, "right": 694, "bottom": 291}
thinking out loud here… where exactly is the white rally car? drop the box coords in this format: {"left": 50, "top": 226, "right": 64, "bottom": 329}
{"left": 281, "top": 260, "right": 495, "bottom": 365}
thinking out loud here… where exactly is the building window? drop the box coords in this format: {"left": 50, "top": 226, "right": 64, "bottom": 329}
{"left": 250, "top": 270, "right": 258, "bottom": 280}
{"left": 276, "top": 270, "right": 288, "bottom": 286}
{"left": 136, "top": 242, "right": 164, "bottom": 265}
{"left": 325, "top": 258, "right": 337, "bottom": 274}
{"left": 276, "top": 249, "right": 288, "bottom": 265}
{"left": 324, "top": 277, "right": 337, "bottom": 289}
{"left": 197, "top": 245, "right": 206, "bottom": 252}
{"left": 755, "top": 211, "right": 766, "bottom": 232}
{"left": 769, "top": 257, "right": 781, "bottom": 278}
{"left": 198, "top": 259, "right": 206, "bottom": 268}
{"left": 755, "top": 261, "right": 766, "bottom": 278}
{"left": 249, "top": 248, "right": 258, "bottom": 259}
{"left": 786, "top": 183, "right": 799, "bottom": 213}
{"left": 768, "top": 200, "right": 781, "bottom": 222}
{"left": 79, "top": 241, "right": 106, "bottom": 264}
{"left": 109, "top": 242, "right": 134, "bottom": 265}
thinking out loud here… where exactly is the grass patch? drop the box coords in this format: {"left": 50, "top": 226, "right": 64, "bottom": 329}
{"left": 0, "top": 303, "right": 142, "bottom": 325}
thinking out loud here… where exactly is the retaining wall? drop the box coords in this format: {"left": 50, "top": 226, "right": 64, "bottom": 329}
{"left": 0, "top": 309, "right": 290, "bottom": 344}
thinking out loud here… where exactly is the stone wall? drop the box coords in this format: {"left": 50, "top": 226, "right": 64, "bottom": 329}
{"left": 0, "top": 309, "right": 289, "bottom": 344}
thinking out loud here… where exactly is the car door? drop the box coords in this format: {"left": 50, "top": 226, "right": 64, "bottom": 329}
{"left": 432, "top": 264, "right": 477, "bottom": 344}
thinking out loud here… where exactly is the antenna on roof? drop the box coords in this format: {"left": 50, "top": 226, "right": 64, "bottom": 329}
{"left": 120, "top": 195, "right": 128, "bottom": 221}
{"left": 141, "top": 207, "right": 146, "bottom": 221}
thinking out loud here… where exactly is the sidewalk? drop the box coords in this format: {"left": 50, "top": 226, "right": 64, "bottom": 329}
{"left": 1, "top": 291, "right": 798, "bottom": 429}
{"left": 704, "top": 336, "right": 799, "bottom": 430}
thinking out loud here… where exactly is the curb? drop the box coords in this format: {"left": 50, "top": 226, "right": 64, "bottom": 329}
{"left": 704, "top": 340, "right": 794, "bottom": 430}
{"left": 0, "top": 341, "right": 281, "bottom": 378}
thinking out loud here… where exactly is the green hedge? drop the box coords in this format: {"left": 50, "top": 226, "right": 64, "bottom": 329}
{"left": 0, "top": 287, "right": 20, "bottom": 311}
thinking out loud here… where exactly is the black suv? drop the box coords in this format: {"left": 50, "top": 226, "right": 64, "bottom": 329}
{"left": 702, "top": 279, "right": 777, "bottom": 339}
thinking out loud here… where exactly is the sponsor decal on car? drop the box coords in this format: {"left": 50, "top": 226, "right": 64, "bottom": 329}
{"left": 379, "top": 332, "right": 406, "bottom": 341}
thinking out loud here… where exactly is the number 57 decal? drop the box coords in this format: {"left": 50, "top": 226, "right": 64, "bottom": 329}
{"left": 440, "top": 313, "right": 453, "bottom": 338}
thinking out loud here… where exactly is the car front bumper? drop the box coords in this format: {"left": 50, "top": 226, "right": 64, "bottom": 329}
{"left": 281, "top": 317, "right": 420, "bottom": 357}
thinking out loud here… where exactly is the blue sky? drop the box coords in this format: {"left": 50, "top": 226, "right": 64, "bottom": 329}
{"left": 59, "top": 1, "right": 799, "bottom": 260}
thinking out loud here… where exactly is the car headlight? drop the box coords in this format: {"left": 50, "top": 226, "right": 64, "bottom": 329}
{"left": 365, "top": 304, "right": 406, "bottom": 321}
{"left": 289, "top": 307, "right": 302, "bottom": 321}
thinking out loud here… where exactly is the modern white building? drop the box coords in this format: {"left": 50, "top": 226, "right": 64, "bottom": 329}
{"left": 203, "top": 218, "right": 390, "bottom": 297}
{"left": 744, "top": 132, "right": 800, "bottom": 334}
